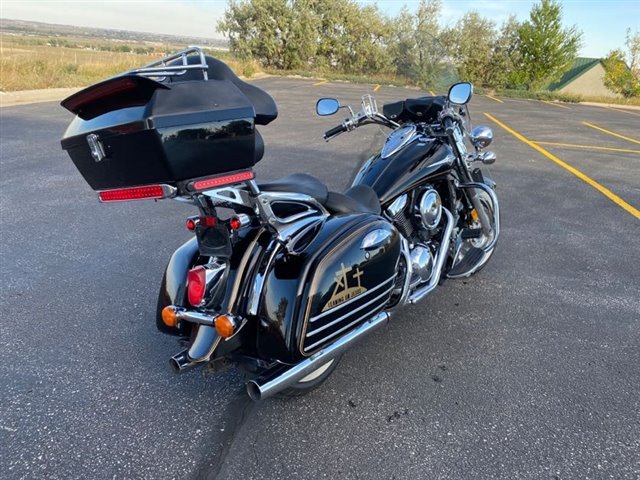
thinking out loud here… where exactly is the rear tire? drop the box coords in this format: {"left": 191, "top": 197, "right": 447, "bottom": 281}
{"left": 240, "top": 355, "right": 342, "bottom": 399}
{"left": 277, "top": 356, "right": 342, "bottom": 397}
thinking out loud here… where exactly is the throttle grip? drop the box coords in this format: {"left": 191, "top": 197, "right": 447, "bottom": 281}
{"left": 324, "top": 123, "right": 347, "bottom": 140}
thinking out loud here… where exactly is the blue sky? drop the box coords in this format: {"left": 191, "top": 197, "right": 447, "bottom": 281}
{"left": 2, "top": 0, "right": 638, "bottom": 58}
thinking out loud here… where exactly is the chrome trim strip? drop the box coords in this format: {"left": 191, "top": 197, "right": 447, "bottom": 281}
{"left": 306, "top": 284, "right": 394, "bottom": 337}
{"left": 227, "top": 232, "right": 263, "bottom": 312}
{"left": 304, "top": 305, "right": 386, "bottom": 352}
{"left": 309, "top": 276, "right": 395, "bottom": 323}
{"left": 176, "top": 309, "right": 215, "bottom": 326}
{"left": 247, "top": 241, "right": 281, "bottom": 316}
{"left": 381, "top": 125, "right": 419, "bottom": 159}
{"left": 246, "top": 311, "right": 390, "bottom": 401}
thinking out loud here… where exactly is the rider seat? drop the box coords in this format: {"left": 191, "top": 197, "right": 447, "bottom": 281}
{"left": 258, "top": 174, "right": 381, "bottom": 215}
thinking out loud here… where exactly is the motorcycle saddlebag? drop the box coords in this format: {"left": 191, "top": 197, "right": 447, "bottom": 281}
{"left": 60, "top": 75, "right": 258, "bottom": 190}
{"left": 255, "top": 214, "right": 401, "bottom": 362}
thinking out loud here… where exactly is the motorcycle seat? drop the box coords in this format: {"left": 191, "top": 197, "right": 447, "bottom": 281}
{"left": 258, "top": 174, "right": 380, "bottom": 215}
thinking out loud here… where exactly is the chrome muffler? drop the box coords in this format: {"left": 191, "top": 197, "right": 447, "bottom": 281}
{"left": 169, "top": 325, "right": 222, "bottom": 373}
{"left": 169, "top": 349, "right": 198, "bottom": 373}
{"left": 246, "top": 311, "right": 390, "bottom": 401}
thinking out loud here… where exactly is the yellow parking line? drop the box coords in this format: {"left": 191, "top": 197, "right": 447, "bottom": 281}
{"left": 533, "top": 141, "right": 640, "bottom": 155}
{"left": 582, "top": 121, "right": 640, "bottom": 145}
{"left": 485, "top": 95, "right": 504, "bottom": 104}
{"left": 313, "top": 79, "right": 329, "bottom": 86}
{"left": 373, "top": 84, "right": 381, "bottom": 92}
{"left": 484, "top": 113, "right": 640, "bottom": 220}
{"left": 429, "top": 90, "right": 436, "bottom": 96}
{"left": 605, "top": 106, "right": 640, "bottom": 117}
{"left": 541, "top": 100, "right": 571, "bottom": 110}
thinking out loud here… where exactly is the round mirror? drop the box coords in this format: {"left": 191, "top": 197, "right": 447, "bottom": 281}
{"left": 316, "top": 98, "right": 340, "bottom": 116}
{"left": 448, "top": 82, "right": 473, "bottom": 105}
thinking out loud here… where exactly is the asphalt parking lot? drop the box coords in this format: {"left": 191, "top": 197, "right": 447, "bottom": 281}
{"left": 1, "top": 77, "right": 639, "bottom": 480}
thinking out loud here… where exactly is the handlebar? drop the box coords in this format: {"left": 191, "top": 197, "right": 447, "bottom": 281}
{"left": 324, "top": 123, "right": 348, "bottom": 140}
{"left": 442, "top": 116, "right": 455, "bottom": 135}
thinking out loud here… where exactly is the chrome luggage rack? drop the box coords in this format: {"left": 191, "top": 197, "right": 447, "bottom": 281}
{"left": 126, "top": 46, "right": 209, "bottom": 81}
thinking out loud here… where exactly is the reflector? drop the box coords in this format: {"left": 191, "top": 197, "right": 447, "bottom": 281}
{"left": 215, "top": 314, "right": 237, "bottom": 338}
{"left": 98, "top": 184, "right": 175, "bottom": 202}
{"left": 190, "top": 170, "right": 254, "bottom": 191}
{"left": 229, "top": 217, "right": 242, "bottom": 230}
{"left": 161, "top": 306, "right": 179, "bottom": 328}
{"left": 187, "top": 266, "right": 207, "bottom": 306}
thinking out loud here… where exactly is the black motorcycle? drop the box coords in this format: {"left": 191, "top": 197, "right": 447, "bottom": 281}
{"left": 60, "top": 48, "right": 499, "bottom": 400}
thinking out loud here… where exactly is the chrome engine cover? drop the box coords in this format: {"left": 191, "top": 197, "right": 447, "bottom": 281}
{"left": 410, "top": 244, "right": 434, "bottom": 286}
{"left": 417, "top": 189, "right": 442, "bottom": 230}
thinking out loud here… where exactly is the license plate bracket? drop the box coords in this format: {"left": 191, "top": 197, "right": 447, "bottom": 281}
{"left": 196, "top": 225, "right": 232, "bottom": 257}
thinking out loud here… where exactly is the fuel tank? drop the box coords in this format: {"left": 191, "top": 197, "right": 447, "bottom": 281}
{"left": 255, "top": 213, "right": 400, "bottom": 362}
{"left": 352, "top": 136, "right": 455, "bottom": 205}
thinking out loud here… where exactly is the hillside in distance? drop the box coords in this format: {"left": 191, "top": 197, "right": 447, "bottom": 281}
{"left": 1, "top": 18, "right": 228, "bottom": 48}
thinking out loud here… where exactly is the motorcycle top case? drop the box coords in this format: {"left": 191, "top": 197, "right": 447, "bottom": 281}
{"left": 60, "top": 75, "right": 258, "bottom": 190}
{"left": 254, "top": 214, "right": 401, "bottom": 362}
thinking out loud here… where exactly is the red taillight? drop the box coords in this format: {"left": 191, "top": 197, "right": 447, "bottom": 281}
{"left": 229, "top": 216, "right": 242, "bottom": 230}
{"left": 187, "top": 266, "right": 207, "bottom": 306}
{"left": 190, "top": 170, "right": 255, "bottom": 192}
{"left": 98, "top": 184, "right": 175, "bottom": 202}
{"left": 186, "top": 218, "right": 197, "bottom": 231}
{"left": 201, "top": 216, "right": 217, "bottom": 227}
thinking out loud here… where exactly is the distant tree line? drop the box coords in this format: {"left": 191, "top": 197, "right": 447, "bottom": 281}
{"left": 218, "top": 0, "right": 639, "bottom": 97}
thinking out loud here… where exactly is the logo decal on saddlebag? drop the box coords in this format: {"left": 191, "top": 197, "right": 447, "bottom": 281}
{"left": 322, "top": 263, "right": 367, "bottom": 312}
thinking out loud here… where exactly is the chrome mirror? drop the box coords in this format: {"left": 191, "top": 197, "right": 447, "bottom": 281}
{"left": 470, "top": 125, "right": 493, "bottom": 148}
{"left": 448, "top": 82, "right": 473, "bottom": 105}
{"left": 316, "top": 98, "right": 340, "bottom": 116}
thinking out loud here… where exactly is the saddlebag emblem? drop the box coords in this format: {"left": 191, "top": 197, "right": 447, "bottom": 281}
{"left": 86, "top": 133, "right": 107, "bottom": 162}
{"left": 322, "top": 263, "right": 367, "bottom": 312}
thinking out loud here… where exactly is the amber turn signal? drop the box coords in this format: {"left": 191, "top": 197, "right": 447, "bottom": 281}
{"left": 215, "top": 314, "right": 237, "bottom": 338}
{"left": 161, "top": 306, "right": 179, "bottom": 328}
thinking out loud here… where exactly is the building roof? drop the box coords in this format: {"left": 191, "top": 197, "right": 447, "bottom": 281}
{"left": 548, "top": 57, "right": 601, "bottom": 91}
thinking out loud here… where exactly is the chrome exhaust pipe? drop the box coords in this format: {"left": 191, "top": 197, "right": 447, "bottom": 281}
{"left": 246, "top": 311, "right": 390, "bottom": 401}
{"left": 169, "top": 325, "right": 222, "bottom": 374}
{"left": 408, "top": 208, "right": 454, "bottom": 304}
{"left": 169, "top": 349, "right": 198, "bottom": 373}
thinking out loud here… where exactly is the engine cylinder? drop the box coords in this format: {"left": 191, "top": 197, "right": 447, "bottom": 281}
{"left": 417, "top": 189, "right": 442, "bottom": 230}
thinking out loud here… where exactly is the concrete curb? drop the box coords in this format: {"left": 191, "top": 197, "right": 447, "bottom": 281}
{"left": 579, "top": 101, "right": 640, "bottom": 111}
{"left": 0, "top": 87, "right": 83, "bottom": 108}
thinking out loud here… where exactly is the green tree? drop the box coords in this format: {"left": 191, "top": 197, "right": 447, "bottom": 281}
{"left": 486, "top": 15, "right": 524, "bottom": 89}
{"left": 444, "top": 11, "right": 496, "bottom": 86}
{"left": 389, "top": 6, "right": 418, "bottom": 78}
{"left": 217, "top": 0, "right": 293, "bottom": 69}
{"left": 602, "top": 30, "right": 640, "bottom": 98}
{"left": 218, "top": 0, "right": 392, "bottom": 74}
{"left": 414, "top": 0, "right": 446, "bottom": 88}
{"left": 518, "top": 0, "right": 582, "bottom": 90}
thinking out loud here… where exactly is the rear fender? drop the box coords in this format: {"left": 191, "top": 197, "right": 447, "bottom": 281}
{"left": 156, "top": 237, "right": 199, "bottom": 336}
